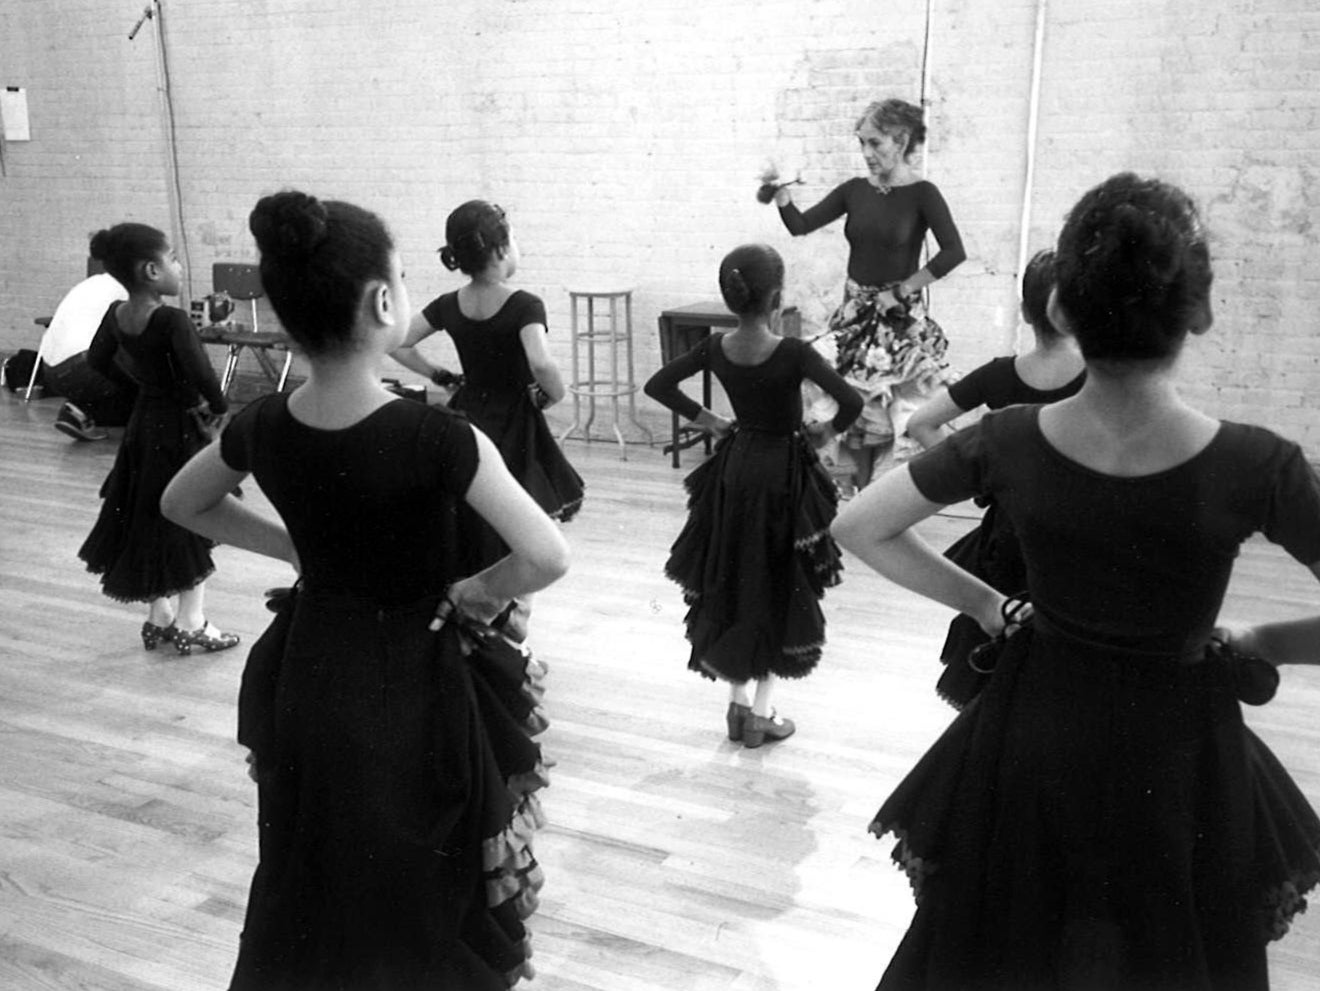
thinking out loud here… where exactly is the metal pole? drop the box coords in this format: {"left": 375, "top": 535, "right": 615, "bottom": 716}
{"left": 131, "top": 1, "right": 192, "bottom": 305}
{"left": 1012, "top": 0, "right": 1049, "bottom": 352}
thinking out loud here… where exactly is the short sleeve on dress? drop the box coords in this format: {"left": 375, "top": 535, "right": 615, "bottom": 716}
{"left": 1261, "top": 440, "right": 1320, "bottom": 565}
{"left": 218, "top": 392, "right": 279, "bottom": 472}
{"left": 509, "top": 291, "right": 548, "bottom": 331}
{"left": 417, "top": 405, "right": 480, "bottom": 498}
{"left": 946, "top": 357, "right": 1009, "bottom": 411}
{"left": 907, "top": 417, "right": 989, "bottom": 505}
{"left": 421, "top": 292, "right": 456, "bottom": 331}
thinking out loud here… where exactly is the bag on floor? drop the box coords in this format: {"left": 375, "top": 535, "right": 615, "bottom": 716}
{"left": 1, "top": 349, "right": 42, "bottom": 392}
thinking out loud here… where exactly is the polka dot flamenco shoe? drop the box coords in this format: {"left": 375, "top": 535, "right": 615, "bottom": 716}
{"left": 140, "top": 621, "right": 177, "bottom": 651}
{"left": 173, "top": 621, "right": 240, "bottom": 656}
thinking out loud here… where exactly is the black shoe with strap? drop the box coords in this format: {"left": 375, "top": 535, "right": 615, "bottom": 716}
{"left": 174, "top": 621, "right": 240, "bottom": 655}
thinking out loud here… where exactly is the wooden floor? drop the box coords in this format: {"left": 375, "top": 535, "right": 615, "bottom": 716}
{"left": 3, "top": 388, "right": 1320, "bottom": 991}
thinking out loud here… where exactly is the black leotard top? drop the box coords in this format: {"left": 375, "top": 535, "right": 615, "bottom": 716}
{"left": 778, "top": 178, "right": 965, "bottom": 286}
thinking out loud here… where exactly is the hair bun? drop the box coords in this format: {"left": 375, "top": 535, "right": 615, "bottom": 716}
{"left": 724, "top": 268, "right": 752, "bottom": 311}
{"left": 438, "top": 245, "right": 460, "bottom": 271}
{"left": 89, "top": 228, "right": 113, "bottom": 262}
{"left": 718, "top": 244, "right": 784, "bottom": 317}
{"left": 249, "top": 191, "right": 329, "bottom": 262}
{"left": 1111, "top": 202, "right": 1184, "bottom": 291}
{"left": 1055, "top": 172, "right": 1212, "bottom": 363}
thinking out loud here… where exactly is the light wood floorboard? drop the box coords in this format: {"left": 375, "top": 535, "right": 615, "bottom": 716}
{"left": 2, "top": 389, "right": 1320, "bottom": 989}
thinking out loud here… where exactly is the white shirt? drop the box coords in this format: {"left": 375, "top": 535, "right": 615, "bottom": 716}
{"left": 41, "top": 274, "right": 129, "bottom": 366}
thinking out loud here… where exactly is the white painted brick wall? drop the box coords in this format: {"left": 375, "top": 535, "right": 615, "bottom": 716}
{"left": 3, "top": 0, "right": 1317, "bottom": 449}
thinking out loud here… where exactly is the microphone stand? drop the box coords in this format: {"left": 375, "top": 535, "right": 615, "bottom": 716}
{"left": 127, "top": 1, "right": 193, "bottom": 305}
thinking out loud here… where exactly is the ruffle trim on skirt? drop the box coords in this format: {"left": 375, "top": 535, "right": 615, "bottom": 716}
{"left": 82, "top": 559, "right": 215, "bottom": 605}
{"left": 868, "top": 820, "right": 939, "bottom": 904}
{"left": 483, "top": 790, "right": 548, "bottom": 916}
{"left": 79, "top": 508, "right": 216, "bottom": 604}
{"left": 458, "top": 620, "right": 554, "bottom": 985}
{"left": 665, "top": 430, "right": 842, "bottom": 682}
{"left": 870, "top": 630, "right": 1320, "bottom": 951}
{"left": 549, "top": 494, "right": 584, "bottom": 524}
{"left": 1245, "top": 727, "right": 1320, "bottom": 940}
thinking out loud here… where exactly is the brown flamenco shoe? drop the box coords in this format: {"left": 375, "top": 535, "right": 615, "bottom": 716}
{"left": 174, "top": 621, "right": 240, "bottom": 656}
{"left": 742, "top": 710, "right": 796, "bottom": 749}
{"left": 141, "top": 620, "right": 177, "bottom": 651}
{"left": 726, "top": 702, "right": 751, "bottom": 742}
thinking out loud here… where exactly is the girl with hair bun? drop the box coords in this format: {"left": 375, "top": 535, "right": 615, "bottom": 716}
{"left": 76, "top": 221, "right": 237, "bottom": 654}
{"left": 162, "top": 190, "right": 569, "bottom": 989}
{"left": 645, "top": 244, "right": 863, "bottom": 747}
{"left": 391, "top": 200, "right": 584, "bottom": 584}
{"left": 906, "top": 248, "right": 1086, "bottom": 708}
{"left": 834, "top": 173, "right": 1320, "bottom": 989}
{"left": 766, "top": 96, "right": 965, "bottom": 493}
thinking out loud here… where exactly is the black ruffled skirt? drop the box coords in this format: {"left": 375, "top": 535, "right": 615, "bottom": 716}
{"left": 935, "top": 500, "right": 1027, "bottom": 709}
{"left": 230, "top": 587, "right": 549, "bottom": 990}
{"left": 872, "top": 622, "right": 1320, "bottom": 991}
{"left": 452, "top": 385, "right": 583, "bottom": 521}
{"left": 78, "top": 391, "right": 214, "bottom": 602}
{"left": 664, "top": 428, "right": 842, "bottom": 682}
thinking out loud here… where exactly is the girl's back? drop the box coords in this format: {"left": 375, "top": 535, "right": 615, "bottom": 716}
{"left": 221, "top": 394, "right": 481, "bottom": 603}
{"left": 92, "top": 303, "right": 221, "bottom": 406}
{"left": 920, "top": 405, "right": 1320, "bottom": 652}
{"left": 424, "top": 289, "right": 542, "bottom": 391}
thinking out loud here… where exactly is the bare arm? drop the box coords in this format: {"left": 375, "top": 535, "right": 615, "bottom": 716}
{"left": 906, "top": 387, "right": 965, "bottom": 450}
{"left": 389, "top": 312, "right": 459, "bottom": 383}
{"left": 438, "top": 429, "right": 570, "bottom": 625}
{"left": 161, "top": 443, "right": 297, "bottom": 567}
{"left": 831, "top": 463, "right": 1007, "bottom": 635}
{"left": 1224, "top": 561, "right": 1320, "bottom": 665}
{"left": 519, "top": 322, "right": 565, "bottom": 404}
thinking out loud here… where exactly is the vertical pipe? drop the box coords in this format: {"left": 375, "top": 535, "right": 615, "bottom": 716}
{"left": 917, "top": 0, "right": 935, "bottom": 301}
{"left": 1011, "top": 0, "right": 1049, "bottom": 351}
{"left": 149, "top": 1, "right": 192, "bottom": 303}
{"left": 919, "top": 0, "right": 934, "bottom": 181}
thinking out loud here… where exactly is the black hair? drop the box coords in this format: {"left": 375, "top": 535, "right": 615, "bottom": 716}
{"left": 1020, "top": 249, "right": 1058, "bottom": 336}
{"left": 439, "top": 200, "right": 510, "bottom": 275}
{"left": 88, "top": 223, "right": 169, "bottom": 289}
{"left": 856, "top": 98, "right": 927, "bottom": 158}
{"left": 248, "top": 190, "right": 394, "bottom": 356}
{"left": 718, "top": 243, "right": 785, "bottom": 317}
{"left": 1055, "top": 173, "right": 1212, "bottom": 364}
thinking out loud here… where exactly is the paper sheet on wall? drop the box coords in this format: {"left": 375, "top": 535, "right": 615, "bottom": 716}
{"left": 1, "top": 88, "right": 31, "bottom": 141}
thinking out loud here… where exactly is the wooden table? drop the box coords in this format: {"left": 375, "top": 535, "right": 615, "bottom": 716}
{"left": 655, "top": 301, "right": 800, "bottom": 468}
{"left": 197, "top": 322, "right": 293, "bottom": 396}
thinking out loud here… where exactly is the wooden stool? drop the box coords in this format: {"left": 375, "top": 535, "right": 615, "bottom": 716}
{"left": 560, "top": 287, "right": 652, "bottom": 458}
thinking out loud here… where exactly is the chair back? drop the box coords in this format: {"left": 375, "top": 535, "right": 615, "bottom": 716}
{"left": 212, "top": 262, "right": 264, "bottom": 331}
{"left": 212, "top": 262, "right": 263, "bottom": 301}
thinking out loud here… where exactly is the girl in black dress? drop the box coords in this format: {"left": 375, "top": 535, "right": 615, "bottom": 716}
{"left": 391, "top": 201, "right": 583, "bottom": 533}
{"left": 834, "top": 173, "right": 1320, "bottom": 990}
{"left": 907, "top": 249, "right": 1086, "bottom": 708}
{"left": 77, "top": 223, "right": 238, "bottom": 654}
{"left": 162, "top": 191, "right": 570, "bottom": 990}
{"left": 645, "top": 244, "right": 862, "bottom": 748}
